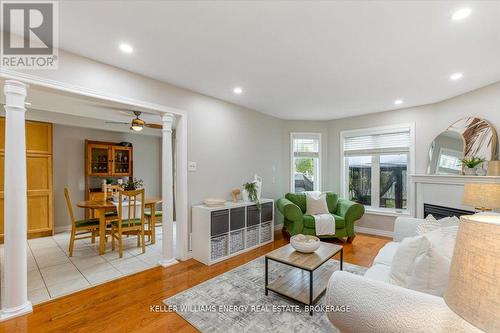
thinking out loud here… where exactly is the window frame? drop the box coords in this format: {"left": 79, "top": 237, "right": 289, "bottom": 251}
{"left": 340, "top": 124, "right": 415, "bottom": 216}
{"left": 290, "top": 132, "right": 322, "bottom": 193}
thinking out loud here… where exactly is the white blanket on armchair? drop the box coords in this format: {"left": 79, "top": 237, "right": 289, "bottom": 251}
{"left": 313, "top": 213, "right": 335, "bottom": 236}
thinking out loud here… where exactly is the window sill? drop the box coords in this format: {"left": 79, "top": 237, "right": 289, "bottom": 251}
{"left": 364, "top": 208, "right": 412, "bottom": 218}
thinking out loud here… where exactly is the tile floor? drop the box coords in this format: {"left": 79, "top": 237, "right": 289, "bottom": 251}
{"left": 1, "top": 226, "right": 168, "bottom": 305}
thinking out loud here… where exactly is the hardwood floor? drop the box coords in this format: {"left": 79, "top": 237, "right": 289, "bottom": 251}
{"left": 0, "top": 232, "right": 389, "bottom": 333}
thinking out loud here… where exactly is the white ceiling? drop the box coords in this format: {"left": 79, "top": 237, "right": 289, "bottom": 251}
{"left": 57, "top": 1, "right": 500, "bottom": 120}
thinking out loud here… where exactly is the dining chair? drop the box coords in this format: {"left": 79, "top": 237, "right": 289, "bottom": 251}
{"left": 111, "top": 189, "right": 146, "bottom": 258}
{"left": 64, "top": 188, "right": 100, "bottom": 257}
{"left": 145, "top": 208, "right": 162, "bottom": 243}
{"left": 102, "top": 184, "right": 120, "bottom": 223}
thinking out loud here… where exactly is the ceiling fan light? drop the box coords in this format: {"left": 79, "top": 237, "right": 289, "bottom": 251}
{"left": 131, "top": 125, "right": 143, "bottom": 131}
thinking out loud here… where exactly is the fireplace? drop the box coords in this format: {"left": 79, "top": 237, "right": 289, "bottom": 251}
{"left": 423, "top": 203, "right": 474, "bottom": 220}
{"left": 409, "top": 174, "right": 500, "bottom": 218}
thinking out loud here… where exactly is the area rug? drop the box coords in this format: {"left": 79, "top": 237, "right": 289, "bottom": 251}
{"left": 165, "top": 256, "right": 367, "bottom": 333}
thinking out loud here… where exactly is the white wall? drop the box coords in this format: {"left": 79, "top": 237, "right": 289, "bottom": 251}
{"left": 9, "top": 50, "right": 500, "bottom": 236}
{"left": 10, "top": 50, "right": 288, "bottom": 233}
{"left": 327, "top": 82, "right": 500, "bottom": 232}
{"left": 53, "top": 124, "right": 161, "bottom": 230}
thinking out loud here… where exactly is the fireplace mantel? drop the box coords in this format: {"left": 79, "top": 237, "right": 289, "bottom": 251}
{"left": 410, "top": 174, "right": 500, "bottom": 185}
{"left": 409, "top": 174, "right": 500, "bottom": 218}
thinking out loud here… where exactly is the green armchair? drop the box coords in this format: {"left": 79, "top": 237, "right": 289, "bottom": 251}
{"left": 277, "top": 192, "right": 364, "bottom": 242}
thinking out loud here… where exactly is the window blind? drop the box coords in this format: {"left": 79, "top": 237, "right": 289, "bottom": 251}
{"left": 343, "top": 130, "right": 410, "bottom": 155}
{"left": 292, "top": 135, "right": 320, "bottom": 158}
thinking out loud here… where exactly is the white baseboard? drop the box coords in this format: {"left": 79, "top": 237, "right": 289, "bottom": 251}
{"left": 183, "top": 250, "right": 193, "bottom": 260}
{"left": 54, "top": 225, "right": 71, "bottom": 233}
{"left": 274, "top": 223, "right": 283, "bottom": 231}
{"left": 355, "top": 226, "right": 393, "bottom": 238}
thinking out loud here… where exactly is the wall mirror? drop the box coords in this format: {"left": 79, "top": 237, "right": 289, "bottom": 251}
{"left": 427, "top": 117, "right": 498, "bottom": 175}
{"left": 428, "top": 130, "right": 465, "bottom": 175}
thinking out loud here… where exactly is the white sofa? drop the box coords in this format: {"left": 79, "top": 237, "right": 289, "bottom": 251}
{"left": 325, "top": 217, "right": 482, "bottom": 333}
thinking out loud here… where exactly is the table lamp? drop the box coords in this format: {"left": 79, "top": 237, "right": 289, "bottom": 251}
{"left": 444, "top": 214, "right": 500, "bottom": 332}
{"left": 462, "top": 183, "right": 500, "bottom": 212}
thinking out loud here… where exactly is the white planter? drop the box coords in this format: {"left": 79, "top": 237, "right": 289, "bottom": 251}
{"left": 241, "top": 189, "right": 250, "bottom": 202}
{"left": 463, "top": 168, "right": 476, "bottom": 176}
{"left": 242, "top": 174, "right": 262, "bottom": 202}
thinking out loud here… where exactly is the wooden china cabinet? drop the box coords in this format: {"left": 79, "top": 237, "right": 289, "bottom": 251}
{"left": 85, "top": 140, "right": 133, "bottom": 216}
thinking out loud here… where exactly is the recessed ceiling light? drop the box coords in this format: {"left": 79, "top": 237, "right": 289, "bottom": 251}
{"left": 450, "top": 72, "right": 463, "bottom": 81}
{"left": 452, "top": 8, "right": 471, "bottom": 21}
{"left": 394, "top": 99, "right": 403, "bottom": 105}
{"left": 233, "top": 87, "right": 243, "bottom": 95}
{"left": 119, "top": 43, "right": 134, "bottom": 54}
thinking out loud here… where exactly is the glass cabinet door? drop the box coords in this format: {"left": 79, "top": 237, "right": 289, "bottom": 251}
{"left": 112, "top": 147, "right": 131, "bottom": 175}
{"left": 89, "top": 145, "right": 110, "bottom": 175}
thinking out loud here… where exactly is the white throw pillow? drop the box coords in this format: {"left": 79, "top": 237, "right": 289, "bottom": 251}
{"left": 416, "top": 214, "right": 460, "bottom": 235}
{"left": 406, "top": 225, "right": 458, "bottom": 296}
{"left": 305, "top": 192, "right": 329, "bottom": 215}
{"left": 407, "top": 247, "right": 451, "bottom": 296}
{"left": 422, "top": 225, "right": 458, "bottom": 261}
{"left": 390, "top": 235, "right": 431, "bottom": 287}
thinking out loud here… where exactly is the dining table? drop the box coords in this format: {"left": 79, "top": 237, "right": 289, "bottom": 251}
{"left": 77, "top": 197, "right": 162, "bottom": 255}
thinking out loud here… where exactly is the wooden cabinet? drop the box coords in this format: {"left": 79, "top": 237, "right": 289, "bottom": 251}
{"left": 112, "top": 146, "right": 132, "bottom": 175}
{"left": 88, "top": 143, "right": 111, "bottom": 176}
{"left": 0, "top": 118, "right": 53, "bottom": 241}
{"left": 85, "top": 140, "right": 133, "bottom": 217}
{"left": 86, "top": 141, "right": 133, "bottom": 177}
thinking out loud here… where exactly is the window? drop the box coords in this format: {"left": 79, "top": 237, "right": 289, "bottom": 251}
{"left": 290, "top": 133, "right": 321, "bottom": 192}
{"left": 342, "top": 125, "right": 414, "bottom": 214}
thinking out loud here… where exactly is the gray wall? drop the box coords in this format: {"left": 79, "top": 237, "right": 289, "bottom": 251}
{"left": 20, "top": 51, "right": 288, "bottom": 213}
{"left": 16, "top": 50, "right": 500, "bottom": 235}
{"left": 186, "top": 97, "right": 284, "bottom": 207}
{"left": 53, "top": 124, "right": 161, "bottom": 230}
{"left": 326, "top": 82, "right": 500, "bottom": 232}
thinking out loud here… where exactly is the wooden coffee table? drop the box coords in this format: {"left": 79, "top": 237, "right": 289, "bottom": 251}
{"left": 265, "top": 242, "right": 343, "bottom": 315}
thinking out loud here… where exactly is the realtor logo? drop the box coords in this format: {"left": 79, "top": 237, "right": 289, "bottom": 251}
{"left": 1, "top": 0, "right": 58, "bottom": 69}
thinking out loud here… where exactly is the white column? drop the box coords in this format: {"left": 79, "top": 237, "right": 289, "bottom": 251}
{"left": 174, "top": 114, "right": 188, "bottom": 260}
{"left": 159, "top": 113, "right": 178, "bottom": 267}
{"left": 0, "top": 81, "right": 32, "bottom": 321}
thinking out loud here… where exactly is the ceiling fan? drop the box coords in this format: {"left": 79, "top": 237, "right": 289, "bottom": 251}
{"left": 106, "top": 111, "right": 162, "bottom": 131}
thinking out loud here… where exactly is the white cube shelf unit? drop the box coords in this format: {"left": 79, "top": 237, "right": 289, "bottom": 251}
{"left": 192, "top": 199, "right": 274, "bottom": 265}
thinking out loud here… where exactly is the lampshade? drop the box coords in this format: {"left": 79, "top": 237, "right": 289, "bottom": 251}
{"left": 462, "top": 183, "right": 500, "bottom": 210}
{"left": 487, "top": 160, "right": 500, "bottom": 176}
{"left": 444, "top": 215, "right": 500, "bottom": 332}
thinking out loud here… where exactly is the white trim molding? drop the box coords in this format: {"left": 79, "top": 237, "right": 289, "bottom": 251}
{"left": 289, "top": 132, "right": 322, "bottom": 192}
{"left": 0, "top": 68, "right": 186, "bottom": 116}
{"left": 354, "top": 226, "right": 394, "bottom": 238}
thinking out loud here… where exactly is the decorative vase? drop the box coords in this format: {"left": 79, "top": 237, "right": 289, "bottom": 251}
{"left": 464, "top": 168, "right": 476, "bottom": 176}
{"left": 241, "top": 174, "right": 263, "bottom": 202}
{"left": 290, "top": 234, "right": 320, "bottom": 253}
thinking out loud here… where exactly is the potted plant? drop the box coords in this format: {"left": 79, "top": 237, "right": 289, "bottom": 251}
{"left": 242, "top": 181, "right": 261, "bottom": 209}
{"left": 124, "top": 177, "right": 143, "bottom": 190}
{"left": 460, "top": 157, "right": 485, "bottom": 175}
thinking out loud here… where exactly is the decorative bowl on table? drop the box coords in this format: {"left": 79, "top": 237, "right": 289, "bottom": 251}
{"left": 204, "top": 198, "right": 226, "bottom": 207}
{"left": 290, "top": 234, "right": 320, "bottom": 253}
